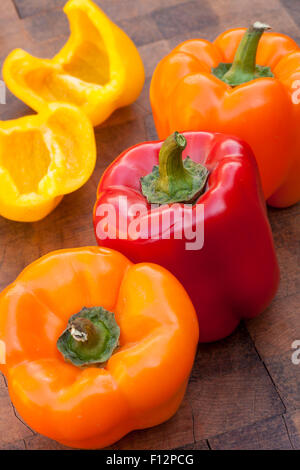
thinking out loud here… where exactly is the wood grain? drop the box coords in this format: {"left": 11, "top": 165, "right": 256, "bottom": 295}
{"left": 0, "top": 0, "right": 299, "bottom": 450}
{"left": 209, "top": 415, "right": 293, "bottom": 450}
{"left": 284, "top": 410, "right": 300, "bottom": 449}
{"left": 0, "top": 375, "right": 34, "bottom": 448}
{"left": 187, "top": 327, "right": 285, "bottom": 441}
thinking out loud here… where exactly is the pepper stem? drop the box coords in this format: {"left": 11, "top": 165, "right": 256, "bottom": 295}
{"left": 141, "top": 132, "right": 209, "bottom": 204}
{"left": 57, "top": 307, "right": 120, "bottom": 367}
{"left": 212, "top": 22, "right": 274, "bottom": 86}
{"left": 69, "top": 317, "right": 97, "bottom": 344}
{"left": 157, "top": 132, "right": 192, "bottom": 193}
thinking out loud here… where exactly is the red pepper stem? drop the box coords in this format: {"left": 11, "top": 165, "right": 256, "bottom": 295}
{"left": 140, "top": 132, "right": 209, "bottom": 204}
{"left": 156, "top": 132, "right": 192, "bottom": 195}
{"left": 222, "top": 22, "right": 271, "bottom": 86}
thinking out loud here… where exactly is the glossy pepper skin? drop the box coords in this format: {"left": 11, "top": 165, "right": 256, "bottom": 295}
{"left": 0, "top": 102, "right": 96, "bottom": 222}
{"left": 93, "top": 132, "right": 279, "bottom": 342}
{"left": 3, "top": 0, "right": 145, "bottom": 126}
{"left": 0, "top": 247, "right": 198, "bottom": 449}
{"left": 150, "top": 26, "right": 300, "bottom": 207}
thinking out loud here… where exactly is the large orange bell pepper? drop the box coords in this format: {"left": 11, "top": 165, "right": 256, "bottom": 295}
{"left": 0, "top": 247, "right": 198, "bottom": 449}
{"left": 150, "top": 22, "right": 300, "bottom": 207}
{"left": 3, "top": 0, "right": 145, "bottom": 126}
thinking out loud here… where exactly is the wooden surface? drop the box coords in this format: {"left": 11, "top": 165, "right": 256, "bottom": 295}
{"left": 0, "top": 0, "right": 299, "bottom": 451}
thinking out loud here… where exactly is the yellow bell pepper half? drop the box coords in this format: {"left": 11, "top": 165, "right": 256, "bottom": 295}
{"left": 3, "top": 0, "right": 145, "bottom": 126}
{"left": 0, "top": 103, "right": 96, "bottom": 222}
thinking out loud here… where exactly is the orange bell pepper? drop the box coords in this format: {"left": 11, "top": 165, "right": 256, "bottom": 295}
{"left": 0, "top": 247, "right": 198, "bottom": 449}
{"left": 3, "top": 0, "right": 145, "bottom": 126}
{"left": 150, "top": 22, "right": 300, "bottom": 207}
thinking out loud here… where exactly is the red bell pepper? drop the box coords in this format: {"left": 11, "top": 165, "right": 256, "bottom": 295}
{"left": 93, "top": 131, "right": 279, "bottom": 342}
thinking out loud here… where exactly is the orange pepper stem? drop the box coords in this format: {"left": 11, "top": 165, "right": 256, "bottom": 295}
{"left": 212, "top": 22, "right": 274, "bottom": 86}
{"left": 141, "top": 132, "right": 209, "bottom": 204}
{"left": 69, "top": 317, "right": 99, "bottom": 345}
{"left": 57, "top": 307, "right": 120, "bottom": 367}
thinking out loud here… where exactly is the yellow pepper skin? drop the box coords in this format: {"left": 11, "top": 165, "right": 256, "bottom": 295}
{"left": 3, "top": 0, "right": 145, "bottom": 126}
{"left": 0, "top": 103, "right": 96, "bottom": 222}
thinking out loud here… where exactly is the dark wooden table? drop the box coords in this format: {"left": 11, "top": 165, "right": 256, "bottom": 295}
{"left": 0, "top": 0, "right": 299, "bottom": 450}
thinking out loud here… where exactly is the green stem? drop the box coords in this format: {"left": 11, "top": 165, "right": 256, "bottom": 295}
{"left": 57, "top": 307, "right": 120, "bottom": 367}
{"left": 157, "top": 132, "right": 192, "bottom": 194}
{"left": 141, "top": 132, "right": 209, "bottom": 204}
{"left": 212, "top": 22, "right": 274, "bottom": 87}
